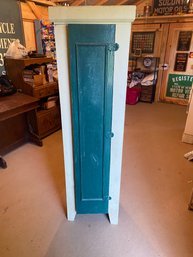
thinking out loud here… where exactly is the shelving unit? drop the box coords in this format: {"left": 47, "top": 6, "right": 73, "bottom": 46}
{"left": 4, "top": 57, "right": 61, "bottom": 139}
{"left": 34, "top": 20, "right": 56, "bottom": 59}
{"left": 130, "top": 57, "right": 159, "bottom": 103}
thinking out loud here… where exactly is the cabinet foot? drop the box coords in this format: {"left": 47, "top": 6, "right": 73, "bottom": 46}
{"left": 27, "top": 118, "right": 43, "bottom": 147}
{"left": 29, "top": 135, "right": 43, "bottom": 147}
{"left": 0, "top": 156, "right": 7, "bottom": 169}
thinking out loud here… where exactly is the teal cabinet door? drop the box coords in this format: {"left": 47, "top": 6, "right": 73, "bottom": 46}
{"left": 68, "top": 24, "right": 117, "bottom": 214}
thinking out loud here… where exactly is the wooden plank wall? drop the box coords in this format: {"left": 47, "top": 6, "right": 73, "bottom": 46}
{"left": 20, "top": 2, "right": 49, "bottom": 51}
{"left": 136, "top": 0, "right": 153, "bottom": 16}
{"left": 20, "top": 1, "right": 153, "bottom": 52}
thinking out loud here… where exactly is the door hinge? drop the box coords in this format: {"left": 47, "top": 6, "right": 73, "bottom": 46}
{"left": 107, "top": 43, "right": 119, "bottom": 52}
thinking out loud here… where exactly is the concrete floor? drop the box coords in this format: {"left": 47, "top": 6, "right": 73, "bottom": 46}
{"left": 0, "top": 102, "right": 193, "bottom": 257}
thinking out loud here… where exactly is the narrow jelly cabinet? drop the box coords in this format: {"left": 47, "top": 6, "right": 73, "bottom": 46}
{"left": 49, "top": 6, "right": 135, "bottom": 224}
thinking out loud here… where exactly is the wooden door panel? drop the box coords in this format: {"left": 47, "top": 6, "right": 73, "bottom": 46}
{"left": 160, "top": 23, "right": 193, "bottom": 105}
{"left": 77, "top": 43, "right": 105, "bottom": 201}
{"left": 68, "top": 24, "right": 116, "bottom": 214}
{"left": 131, "top": 23, "right": 169, "bottom": 101}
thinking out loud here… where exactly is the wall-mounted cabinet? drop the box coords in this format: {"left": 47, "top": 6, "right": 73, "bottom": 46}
{"left": 34, "top": 20, "right": 56, "bottom": 59}
{"left": 160, "top": 22, "right": 193, "bottom": 105}
{"left": 132, "top": 14, "right": 193, "bottom": 105}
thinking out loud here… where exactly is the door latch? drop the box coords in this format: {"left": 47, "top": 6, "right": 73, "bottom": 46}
{"left": 105, "top": 132, "right": 114, "bottom": 139}
{"left": 104, "top": 196, "right": 112, "bottom": 200}
{"left": 160, "top": 63, "right": 169, "bottom": 70}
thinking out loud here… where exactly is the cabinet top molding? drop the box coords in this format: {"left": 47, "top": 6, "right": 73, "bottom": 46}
{"left": 49, "top": 6, "right": 136, "bottom": 24}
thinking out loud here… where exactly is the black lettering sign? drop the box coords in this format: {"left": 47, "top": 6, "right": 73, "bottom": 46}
{"left": 0, "top": 0, "right": 24, "bottom": 75}
{"left": 153, "top": 0, "right": 189, "bottom": 15}
{"left": 177, "top": 31, "right": 192, "bottom": 51}
{"left": 174, "top": 53, "right": 188, "bottom": 71}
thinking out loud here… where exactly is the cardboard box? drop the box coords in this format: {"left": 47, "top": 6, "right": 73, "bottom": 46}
{"left": 34, "top": 75, "right": 43, "bottom": 86}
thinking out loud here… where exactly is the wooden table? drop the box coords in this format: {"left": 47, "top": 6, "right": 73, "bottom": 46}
{"left": 0, "top": 93, "right": 41, "bottom": 168}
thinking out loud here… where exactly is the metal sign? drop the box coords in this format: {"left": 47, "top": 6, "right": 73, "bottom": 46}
{"left": 132, "top": 32, "right": 155, "bottom": 54}
{"left": 0, "top": 0, "right": 24, "bottom": 75}
{"left": 174, "top": 53, "right": 188, "bottom": 72}
{"left": 177, "top": 31, "right": 192, "bottom": 51}
{"left": 153, "top": 0, "right": 189, "bottom": 16}
{"left": 166, "top": 74, "right": 193, "bottom": 99}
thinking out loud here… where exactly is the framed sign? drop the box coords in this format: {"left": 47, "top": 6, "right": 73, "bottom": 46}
{"left": 0, "top": 0, "right": 24, "bottom": 75}
{"left": 174, "top": 53, "right": 188, "bottom": 72}
{"left": 177, "top": 31, "right": 192, "bottom": 51}
{"left": 166, "top": 74, "right": 193, "bottom": 99}
{"left": 153, "top": 0, "right": 189, "bottom": 16}
{"left": 132, "top": 32, "right": 155, "bottom": 54}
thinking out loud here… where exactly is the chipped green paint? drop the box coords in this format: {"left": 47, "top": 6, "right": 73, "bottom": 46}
{"left": 68, "top": 24, "right": 117, "bottom": 214}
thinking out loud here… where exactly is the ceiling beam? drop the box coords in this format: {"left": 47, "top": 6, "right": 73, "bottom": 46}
{"left": 115, "top": 0, "right": 129, "bottom": 5}
{"left": 28, "top": 0, "right": 56, "bottom": 6}
{"left": 71, "top": 0, "right": 85, "bottom": 6}
{"left": 135, "top": 0, "right": 146, "bottom": 5}
{"left": 94, "top": 0, "right": 109, "bottom": 5}
{"left": 25, "top": 1, "right": 42, "bottom": 19}
{"left": 115, "top": 0, "right": 143, "bottom": 5}
{"left": 51, "top": 0, "right": 70, "bottom": 2}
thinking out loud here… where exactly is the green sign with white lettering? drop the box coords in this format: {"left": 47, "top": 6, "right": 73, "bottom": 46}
{"left": 166, "top": 74, "right": 193, "bottom": 99}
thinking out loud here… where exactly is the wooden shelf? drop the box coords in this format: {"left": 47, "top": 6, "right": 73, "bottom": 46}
{"left": 5, "top": 57, "right": 53, "bottom": 67}
{"left": 36, "top": 105, "right": 61, "bottom": 138}
{"left": 130, "top": 57, "right": 159, "bottom": 103}
{"left": 134, "top": 14, "right": 193, "bottom": 25}
{"left": 5, "top": 57, "right": 61, "bottom": 140}
{"left": 21, "top": 81, "right": 58, "bottom": 98}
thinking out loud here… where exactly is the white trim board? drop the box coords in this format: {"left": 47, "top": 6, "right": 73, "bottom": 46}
{"left": 108, "top": 23, "right": 131, "bottom": 225}
{"left": 49, "top": 6, "right": 136, "bottom": 24}
{"left": 54, "top": 24, "right": 76, "bottom": 221}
